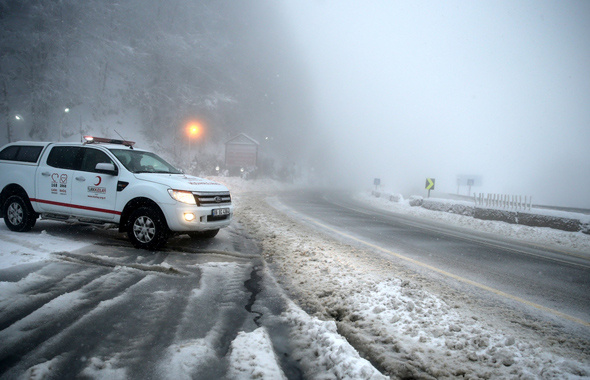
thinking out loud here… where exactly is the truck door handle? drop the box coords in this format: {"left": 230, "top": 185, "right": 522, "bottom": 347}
{"left": 75, "top": 176, "right": 86, "bottom": 182}
{"left": 41, "top": 172, "right": 51, "bottom": 176}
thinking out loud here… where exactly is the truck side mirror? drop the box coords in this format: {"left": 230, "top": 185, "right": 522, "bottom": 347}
{"left": 95, "top": 162, "right": 118, "bottom": 175}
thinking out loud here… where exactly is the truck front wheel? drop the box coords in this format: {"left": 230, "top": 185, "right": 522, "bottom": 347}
{"left": 127, "top": 206, "right": 168, "bottom": 250}
{"left": 3, "top": 195, "right": 37, "bottom": 232}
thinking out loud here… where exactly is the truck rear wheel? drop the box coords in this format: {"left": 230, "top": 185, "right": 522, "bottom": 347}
{"left": 3, "top": 194, "right": 37, "bottom": 232}
{"left": 127, "top": 206, "right": 168, "bottom": 250}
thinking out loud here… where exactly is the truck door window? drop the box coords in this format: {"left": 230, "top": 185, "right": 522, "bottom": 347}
{"left": 0, "top": 145, "right": 43, "bottom": 163}
{"left": 81, "top": 148, "right": 116, "bottom": 173}
{"left": 46, "top": 147, "right": 82, "bottom": 169}
{"left": 0, "top": 146, "right": 19, "bottom": 160}
{"left": 16, "top": 146, "right": 44, "bottom": 162}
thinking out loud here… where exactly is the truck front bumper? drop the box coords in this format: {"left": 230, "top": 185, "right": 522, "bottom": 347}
{"left": 163, "top": 203, "right": 234, "bottom": 232}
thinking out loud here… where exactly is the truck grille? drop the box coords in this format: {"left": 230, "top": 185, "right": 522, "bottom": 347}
{"left": 192, "top": 191, "right": 231, "bottom": 207}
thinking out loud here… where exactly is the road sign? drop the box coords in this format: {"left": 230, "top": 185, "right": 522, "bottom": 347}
{"left": 374, "top": 178, "right": 381, "bottom": 186}
{"left": 425, "top": 178, "right": 435, "bottom": 190}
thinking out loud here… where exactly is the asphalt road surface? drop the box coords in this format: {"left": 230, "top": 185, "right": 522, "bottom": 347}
{"left": 0, "top": 224, "right": 302, "bottom": 379}
{"left": 276, "top": 190, "right": 590, "bottom": 330}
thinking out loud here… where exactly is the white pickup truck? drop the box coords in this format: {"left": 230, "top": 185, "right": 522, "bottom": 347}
{"left": 0, "top": 136, "right": 233, "bottom": 250}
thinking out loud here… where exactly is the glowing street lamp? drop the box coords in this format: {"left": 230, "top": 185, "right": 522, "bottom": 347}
{"left": 59, "top": 108, "right": 70, "bottom": 141}
{"left": 186, "top": 122, "right": 203, "bottom": 164}
{"left": 188, "top": 123, "right": 201, "bottom": 137}
{"left": 7, "top": 114, "right": 23, "bottom": 142}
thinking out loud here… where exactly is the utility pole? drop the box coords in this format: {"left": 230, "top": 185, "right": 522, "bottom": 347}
{"left": 2, "top": 79, "right": 12, "bottom": 142}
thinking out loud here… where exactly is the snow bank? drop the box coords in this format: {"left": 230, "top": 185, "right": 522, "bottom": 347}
{"left": 421, "top": 198, "right": 475, "bottom": 216}
{"left": 368, "top": 188, "right": 590, "bottom": 234}
{"left": 419, "top": 195, "right": 589, "bottom": 233}
{"left": 228, "top": 327, "right": 287, "bottom": 379}
{"left": 160, "top": 338, "right": 218, "bottom": 380}
{"left": 281, "top": 301, "right": 387, "bottom": 380}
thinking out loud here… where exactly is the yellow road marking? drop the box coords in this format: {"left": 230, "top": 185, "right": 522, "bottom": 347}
{"left": 279, "top": 200, "right": 590, "bottom": 328}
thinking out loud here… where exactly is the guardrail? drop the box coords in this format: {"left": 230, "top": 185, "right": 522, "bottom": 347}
{"left": 474, "top": 193, "right": 532, "bottom": 211}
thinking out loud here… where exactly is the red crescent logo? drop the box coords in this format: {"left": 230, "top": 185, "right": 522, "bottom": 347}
{"left": 95, "top": 176, "right": 102, "bottom": 186}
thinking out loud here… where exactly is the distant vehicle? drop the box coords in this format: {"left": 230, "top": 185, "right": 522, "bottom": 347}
{"left": 0, "top": 136, "right": 233, "bottom": 249}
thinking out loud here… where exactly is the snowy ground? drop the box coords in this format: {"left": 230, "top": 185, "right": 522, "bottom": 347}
{"left": 221, "top": 178, "right": 590, "bottom": 379}
{"left": 0, "top": 184, "right": 384, "bottom": 379}
{"left": 2, "top": 177, "right": 589, "bottom": 379}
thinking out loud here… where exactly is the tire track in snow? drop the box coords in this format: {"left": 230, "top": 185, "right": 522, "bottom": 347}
{"left": 0, "top": 247, "right": 281, "bottom": 379}
{"left": 0, "top": 265, "right": 144, "bottom": 376}
{"left": 0, "top": 263, "right": 108, "bottom": 331}
{"left": 68, "top": 275, "right": 198, "bottom": 379}
{"left": 157, "top": 262, "right": 257, "bottom": 379}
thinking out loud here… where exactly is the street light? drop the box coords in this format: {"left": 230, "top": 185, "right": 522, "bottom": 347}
{"left": 59, "top": 108, "right": 70, "bottom": 141}
{"left": 7, "top": 115, "right": 23, "bottom": 142}
{"left": 188, "top": 123, "right": 200, "bottom": 137}
{"left": 186, "top": 122, "right": 203, "bottom": 166}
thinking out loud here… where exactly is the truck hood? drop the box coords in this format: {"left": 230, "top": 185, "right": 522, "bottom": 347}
{"left": 133, "top": 173, "right": 229, "bottom": 192}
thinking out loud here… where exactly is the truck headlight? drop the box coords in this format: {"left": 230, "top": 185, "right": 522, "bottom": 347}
{"left": 168, "top": 189, "right": 196, "bottom": 205}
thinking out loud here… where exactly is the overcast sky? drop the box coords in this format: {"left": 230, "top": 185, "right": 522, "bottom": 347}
{"left": 279, "top": 1, "right": 590, "bottom": 208}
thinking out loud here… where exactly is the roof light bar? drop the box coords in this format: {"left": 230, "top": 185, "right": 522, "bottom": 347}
{"left": 83, "top": 135, "right": 135, "bottom": 148}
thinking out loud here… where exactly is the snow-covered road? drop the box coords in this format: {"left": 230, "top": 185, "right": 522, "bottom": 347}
{"left": 0, "top": 231, "right": 284, "bottom": 378}
{"left": 276, "top": 191, "right": 590, "bottom": 327}
{"left": 229, "top": 180, "right": 590, "bottom": 379}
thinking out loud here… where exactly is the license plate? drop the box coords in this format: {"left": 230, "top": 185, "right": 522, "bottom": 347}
{"left": 212, "top": 208, "right": 230, "bottom": 216}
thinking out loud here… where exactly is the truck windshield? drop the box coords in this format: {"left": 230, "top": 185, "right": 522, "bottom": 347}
{"left": 109, "top": 149, "right": 183, "bottom": 174}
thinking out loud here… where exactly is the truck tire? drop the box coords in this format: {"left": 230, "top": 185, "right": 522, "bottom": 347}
{"left": 188, "top": 229, "right": 219, "bottom": 239}
{"left": 127, "top": 206, "right": 168, "bottom": 250}
{"left": 3, "top": 194, "right": 37, "bottom": 232}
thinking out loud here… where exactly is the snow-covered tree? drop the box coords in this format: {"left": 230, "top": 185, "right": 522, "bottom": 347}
{"left": 0, "top": 0, "right": 315, "bottom": 173}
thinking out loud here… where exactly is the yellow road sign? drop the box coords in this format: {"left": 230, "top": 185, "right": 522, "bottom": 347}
{"left": 425, "top": 178, "right": 435, "bottom": 190}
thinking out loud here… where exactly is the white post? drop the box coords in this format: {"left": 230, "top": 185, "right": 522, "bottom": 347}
{"left": 512, "top": 195, "right": 516, "bottom": 209}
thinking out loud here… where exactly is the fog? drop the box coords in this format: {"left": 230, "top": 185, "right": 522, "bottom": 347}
{"left": 279, "top": 1, "right": 590, "bottom": 208}
{"left": 1, "top": 1, "right": 588, "bottom": 208}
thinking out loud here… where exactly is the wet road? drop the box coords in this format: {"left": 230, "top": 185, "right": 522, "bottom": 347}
{"left": 0, "top": 224, "right": 302, "bottom": 379}
{"left": 276, "top": 191, "right": 590, "bottom": 328}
